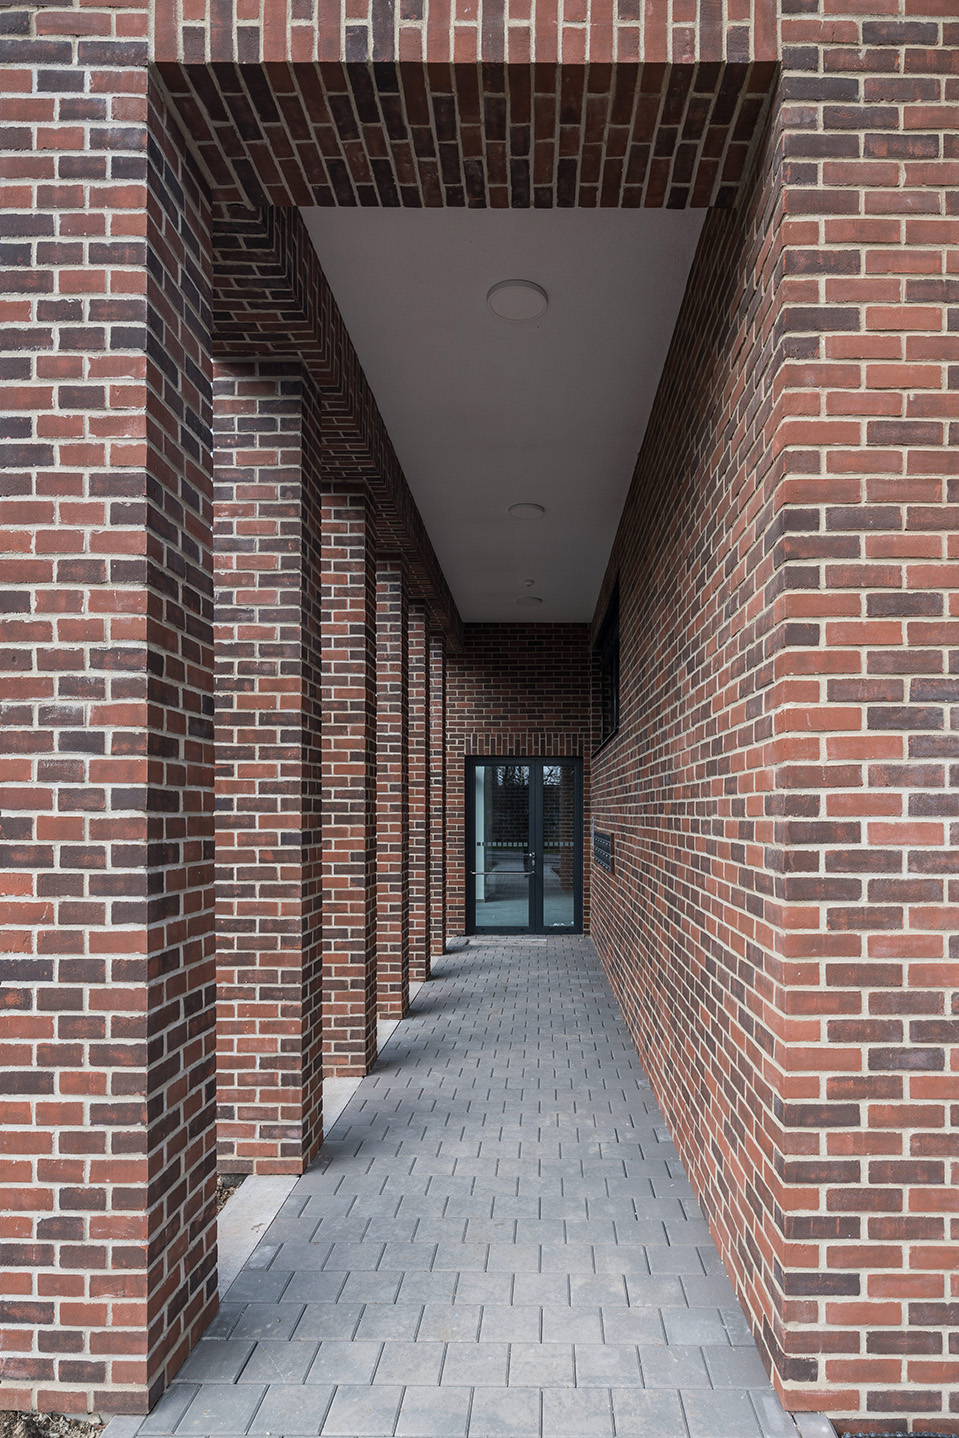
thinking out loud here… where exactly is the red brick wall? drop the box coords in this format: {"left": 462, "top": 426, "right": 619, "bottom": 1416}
{"left": 590, "top": 12, "right": 959, "bottom": 1429}
{"left": 1, "top": 72, "right": 218, "bottom": 1414}
{"left": 429, "top": 635, "right": 448, "bottom": 957}
{"left": 320, "top": 491, "right": 378, "bottom": 1076}
{"left": 407, "top": 604, "right": 432, "bottom": 982}
{"left": 445, "top": 625, "right": 594, "bottom": 938}
{"left": 375, "top": 560, "right": 410, "bottom": 1017}
{"left": 212, "top": 362, "right": 324, "bottom": 1174}
{"left": 158, "top": 0, "right": 778, "bottom": 66}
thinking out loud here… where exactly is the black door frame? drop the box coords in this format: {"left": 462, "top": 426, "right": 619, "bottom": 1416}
{"left": 465, "top": 756, "right": 583, "bottom": 936}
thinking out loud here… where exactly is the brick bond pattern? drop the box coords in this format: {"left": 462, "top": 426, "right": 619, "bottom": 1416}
{"left": 212, "top": 362, "right": 324, "bottom": 1173}
{"left": 320, "top": 491, "right": 379, "bottom": 1076}
{"left": 158, "top": 0, "right": 778, "bottom": 66}
{"left": 589, "top": 10, "right": 959, "bottom": 1431}
{"left": 2, "top": 0, "right": 958, "bottom": 1427}
{"left": 158, "top": 60, "right": 774, "bottom": 211}
{"left": 429, "top": 635, "right": 448, "bottom": 960}
{"left": 1, "top": 65, "right": 219, "bottom": 1413}
{"left": 375, "top": 559, "right": 410, "bottom": 1019}
{"left": 407, "top": 604, "right": 433, "bottom": 984}
{"left": 444, "top": 626, "right": 595, "bottom": 939}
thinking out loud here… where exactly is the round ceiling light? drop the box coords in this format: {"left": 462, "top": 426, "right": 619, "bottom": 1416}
{"left": 487, "top": 280, "right": 548, "bottom": 321}
{"left": 508, "top": 503, "right": 545, "bottom": 520}
{"left": 516, "top": 595, "right": 543, "bottom": 607}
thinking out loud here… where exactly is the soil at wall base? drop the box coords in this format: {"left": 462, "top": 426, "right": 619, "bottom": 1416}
{"left": 4, "top": 1179, "right": 247, "bottom": 1434}
{"left": 0, "top": 1416, "right": 104, "bottom": 1438}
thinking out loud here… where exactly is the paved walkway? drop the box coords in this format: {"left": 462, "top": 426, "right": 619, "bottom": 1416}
{"left": 132, "top": 937, "right": 798, "bottom": 1438}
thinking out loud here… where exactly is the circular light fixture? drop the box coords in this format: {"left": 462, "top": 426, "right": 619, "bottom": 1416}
{"left": 487, "top": 280, "right": 548, "bottom": 322}
{"left": 508, "top": 503, "right": 545, "bottom": 521}
{"left": 516, "top": 595, "right": 543, "bottom": 607}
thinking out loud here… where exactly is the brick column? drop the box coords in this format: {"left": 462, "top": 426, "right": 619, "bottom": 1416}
{"left": 768, "top": 12, "right": 959, "bottom": 1424}
{"left": 0, "top": 81, "right": 217, "bottom": 1414}
{"left": 212, "top": 363, "right": 324, "bottom": 1173}
{"left": 407, "top": 603, "right": 431, "bottom": 983}
{"left": 375, "top": 559, "right": 409, "bottom": 1018}
{"left": 321, "top": 491, "right": 377, "bottom": 1075}
{"left": 429, "top": 634, "right": 447, "bottom": 959}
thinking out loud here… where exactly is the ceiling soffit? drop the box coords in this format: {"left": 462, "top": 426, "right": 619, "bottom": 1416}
{"left": 158, "top": 61, "right": 776, "bottom": 212}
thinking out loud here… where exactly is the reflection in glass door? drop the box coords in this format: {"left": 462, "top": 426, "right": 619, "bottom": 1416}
{"left": 542, "top": 762, "right": 577, "bottom": 930}
{"left": 467, "top": 758, "right": 582, "bottom": 935}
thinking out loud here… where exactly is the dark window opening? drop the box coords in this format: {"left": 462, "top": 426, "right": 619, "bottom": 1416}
{"left": 595, "top": 582, "right": 620, "bottom": 747}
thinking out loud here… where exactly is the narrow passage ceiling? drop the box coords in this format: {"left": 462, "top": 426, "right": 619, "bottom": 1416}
{"left": 303, "top": 209, "right": 705, "bottom": 623}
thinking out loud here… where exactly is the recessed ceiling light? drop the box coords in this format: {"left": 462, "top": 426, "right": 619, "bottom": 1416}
{"left": 508, "top": 503, "right": 545, "bottom": 520}
{"left": 487, "top": 280, "right": 548, "bottom": 322}
{"left": 516, "top": 595, "right": 543, "bottom": 607}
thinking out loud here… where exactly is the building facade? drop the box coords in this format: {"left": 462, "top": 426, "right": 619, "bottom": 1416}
{"left": 1, "top": 0, "right": 957, "bottom": 1429}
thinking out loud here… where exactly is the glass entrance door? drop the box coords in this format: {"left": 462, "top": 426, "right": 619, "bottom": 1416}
{"left": 466, "top": 758, "right": 583, "bottom": 935}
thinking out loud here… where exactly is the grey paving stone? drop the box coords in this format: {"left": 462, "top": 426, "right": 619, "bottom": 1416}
{"left": 320, "top": 1384, "right": 404, "bottom": 1436}
{"left": 640, "top": 1345, "right": 710, "bottom": 1388}
{"left": 646, "top": 1246, "right": 706, "bottom": 1276}
{"left": 567, "top": 1274, "right": 628, "bottom": 1308}
{"left": 452, "top": 1273, "right": 513, "bottom": 1306}
{"left": 293, "top": 1305, "right": 364, "bottom": 1340}
{"left": 353, "top": 1304, "right": 424, "bottom": 1341}
{"left": 722, "top": 1304, "right": 757, "bottom": 1346}
{"left": 374, "top": 1340, "right": 445, "bottom": 1385}
{"left": 232, "top": 1304, "right": 307, "bottom": 1341}
{"left": 306, "top": 1340, "right": 382, "bottom": 1385}
{"left": 176, "top": 1384, "right": 266, "bottom": 1434}
{"left": 663, "top": 1307, "right": 730, "bottom": 1346}
{"left": 378, "top": 1242, "right": 438, "bottom": 1271}
{"left": 176, "top": 1340, "right": 256, "bottom": 1384}
{"left": 486, "top": 1241, "right": 541, "bottom": 1272}
{"left": 441, "top": 1342, "right": 509, "bottom": 1387}
{"left": 574, "top": 1342, "right": 642, "bottom": 1387}
{"left": 610, "top": 1388, "right": 689, "bottom": 1437}
{"left": 540, "top": 1242, "right": 594, "bottom": 1274}
{"left": 512, "top": 1272, "right": 569, "bottom": 1307}
{"left": 541, "top": 1386, "right": 614, "bottom": 1436}
{"left": 703, "top": 1344, "right": 772, "bottom": 1389}
{"left": 397, "top": 1270, "right": 458, "bottom": 1304}
{"left": 247, "top": 1384, "right": 333, "bottom": 1435}
{"left": 138, "top": 1384, "right": 198, "bottom": 1435}
{"left": 625, "top": 1273, "right": 686, "bottom": 1308}
{"left": 468, "top": 1386, "right": 541, "bottom": 1436}
{"left": 338, "top": 1271, "right": 405, "bottom": 1304}
{"left": 395, "top": 1385, "right": 473, "bottom": 1436}
{"left": 283, "top": 1272, "right": 350, "bottom": 1303}
{"left": 541, "top": 1307, "right": 603, "bottom": 1344}
{"left": 599, "top": 1307, "right": 664, "bottom": 1345}
{"left": 138, "top": 941, "right": 786, "bottom": 1438}
{"left": 431, "top": 1243, "right": 490, "bottom": 1272}
{"left": 681, "top": 1274, "right": 738, "bottom": 1306}
{"left": 592, "top": 1243, "right": 648, "bottom": 1276}
{"left": 204, "top": 1304, "right": 246, "bottom": 1339}
{"left": 418, "top": 1304, "right": 481, "bottom": 1341}
{"left": 479, "top": 1305, "right": 542, "bottom": 1342}
{"left": 239, "top": 1341, "right": 320, "bottom": 1385}
{"left": 682, "top": 1388, "right": 763, "bottom": 1438}
{"left": 752, "top": 1391, "right": 803, "bottom": 1438}
{"left": 225, "top": 1271, "right": 292, "bottom": 1304}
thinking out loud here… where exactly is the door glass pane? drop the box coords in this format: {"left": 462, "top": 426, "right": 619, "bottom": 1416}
{"left": 473, "top": 763, "right": 531, "bottom": 929}
{"left": 542, "top": 763, "right": 576, "bottom": 929}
